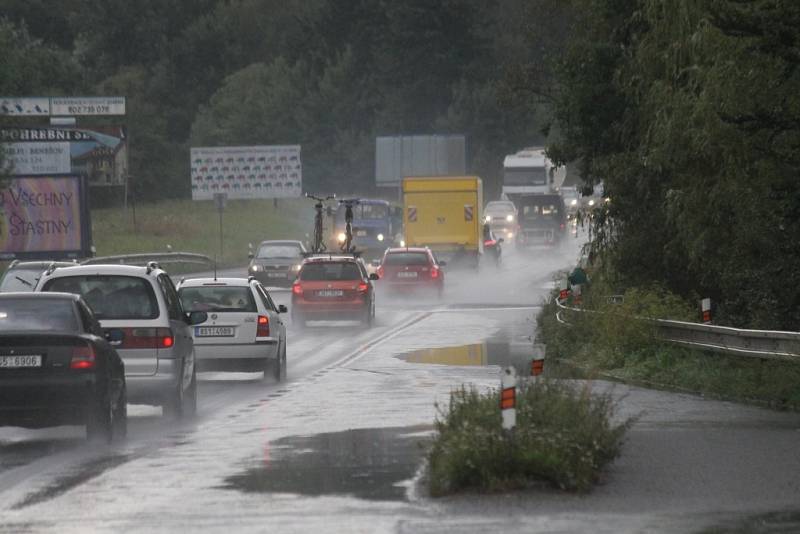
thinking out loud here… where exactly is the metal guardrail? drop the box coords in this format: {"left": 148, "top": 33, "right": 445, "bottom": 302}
{"left": 554, "top": 296, "right": 800, "bottom": 362}
{"left": 81, "top": 252, "right": 214, "bottom": 268}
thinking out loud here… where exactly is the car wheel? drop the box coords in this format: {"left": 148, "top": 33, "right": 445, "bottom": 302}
{"left": 112, "top": 384, "right": 128, "bottom": 441}
{"left": 272, "top": 341, "right": 287, "bottom": 382}
{"left": 86, "top": 388, "right": 113, "bottom": 444}
{"left": 164, "top": 363, "right": 196, "bottom": 420}
{"left": 364, "top": 303, "right": 374, "bottom": 327}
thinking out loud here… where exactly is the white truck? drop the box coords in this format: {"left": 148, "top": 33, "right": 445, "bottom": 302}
{"left": 501, "top": 147, "right": 566, "bottom": 202}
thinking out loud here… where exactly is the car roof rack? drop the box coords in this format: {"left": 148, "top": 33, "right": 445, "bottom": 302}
{"left": 45, "top": 262, "right": 59, "bottom": 276}
{"left": 145, "top": 261, "right": 160, "bottom": 274}
{"left": 301, "top": 251, "right": 362, "bottom": 259}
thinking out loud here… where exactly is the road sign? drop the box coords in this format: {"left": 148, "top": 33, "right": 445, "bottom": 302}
{"left": 50, "top": 97, "right": 126, "bottom": 116}
{"left": 2, "top": 142, "right": 71, "bottom": 175}
{"left": 0, "top": 97, "right": 50, "bottom": 116}
{"left": 213, "top": 192, "right": 227, "bottom": 211}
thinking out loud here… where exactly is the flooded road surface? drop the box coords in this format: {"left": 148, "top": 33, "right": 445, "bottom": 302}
{"left": 2, "top": 241, "right": 800, "bottom": 533}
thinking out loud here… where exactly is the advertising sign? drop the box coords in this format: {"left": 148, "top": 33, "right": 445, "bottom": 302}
{"left": 2, "top": 142, "right": 71, "bottom": 175}
{"left": 190, "top": 145, "right": 302, "bottom": 200}
{"left": 50, "top": 97, "right": 126, "bottom": 116}
{"left": 0, "top": 97, "right": 50, "bottom": 116}
{"left": 0, "top": 175, "right": 90, "bottom": 259}
{"left": 0, "top": 127, "right": 128, "bottom": 186}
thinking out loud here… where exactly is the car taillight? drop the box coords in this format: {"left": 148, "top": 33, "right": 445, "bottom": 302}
{"left": 257, "top": 315, "right": 270, "bottom": 337}
{"left": 357, "top": 281, "right": 369, "bottom": 293}
{"left": 70, "top": 344, "right": 96, "bottom": 370}
{"left": 430, "top": 267, "right": 440, "bottom": 279}
{"left": 484, "top": 239, "right": 496, "bottom": 247}
{"left": 118, "top": 328, "right": 174, "bottom": 349}
{"left": 292, "top": 282, "right": 303, "bottom": 296}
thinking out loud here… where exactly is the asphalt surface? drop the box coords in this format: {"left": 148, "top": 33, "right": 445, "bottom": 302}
{"left": 1, "top": 237, "right": 799, "bottom": 533}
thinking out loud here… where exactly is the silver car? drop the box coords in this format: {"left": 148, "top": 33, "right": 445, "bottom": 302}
{"left": 36, "top": 262, "right": 207, "bottom": 418}
{"left": 176, "top": 277, "right": 288, "bottom": 381}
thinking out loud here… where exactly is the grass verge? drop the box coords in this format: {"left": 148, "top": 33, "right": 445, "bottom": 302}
{"left": 90, "top": 198, "right": 311, "bottom": 269}
{"left": 538, "top": 274, "right": 800, "bottom": 409}
{"left": 427, "top": 381, "right": 629, "bottom": 496}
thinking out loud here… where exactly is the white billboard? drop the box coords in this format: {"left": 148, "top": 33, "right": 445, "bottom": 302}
{"left": 50, "top": 97, "right": 126, "bottom": 116}
{"left": 190, "top": 145, "right": 302, "bottom": 200}
{"left": 0, "top": 97, "right": 50, "bottom": 116}
{"left": 2, "top": 142, "right": 71, "bottom": 175}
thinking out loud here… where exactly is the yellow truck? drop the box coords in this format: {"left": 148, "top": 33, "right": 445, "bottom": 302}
{"left": 402, "top": 176, "right": 484, "bottom": 268}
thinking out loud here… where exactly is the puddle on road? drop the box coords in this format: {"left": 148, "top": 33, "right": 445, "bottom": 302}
{"left": 222, "top": 425, "right": 432, "bottom": 501}
{"left": 699, "top": 510, "right": 800, "bottom": 533}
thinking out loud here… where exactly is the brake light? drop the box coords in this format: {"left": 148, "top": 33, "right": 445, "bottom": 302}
{"left": 357, "top": 281, "right": 369, "bottom": 293}
{"left": 257, "top": 315, "right": 270, "bottom": 337}
{"left": 430, "top": 267, "right": 440, "bottom": 279}
{"left": 70, "top": 344, "right": 96, "bottom": 370}
{"left": 292, "top": 282, "right": 302, "bottom": 296}
{"left": 116, "top": 328, "right": 174, "bottom": 349}
{"left": 484, "top": 239, "right": 496, "bottom": 247}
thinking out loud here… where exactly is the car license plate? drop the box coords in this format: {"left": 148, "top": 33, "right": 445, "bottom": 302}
{"left": 266, "top": 272, "right": 287, "bottom": 278}
{"left": 356, "top": 230, "right": 367, "bottom": 237}
{"left": 0, "top": 355, "right": 42, "bottom": 368}
{"left": 397, "top": 271, "right": 418, "bottom": 278}
{"left": 317, "top": 289, "right": 344, "bottom": 297}
{"left": 195, "top": 326, "right": 235, "bottom": 337}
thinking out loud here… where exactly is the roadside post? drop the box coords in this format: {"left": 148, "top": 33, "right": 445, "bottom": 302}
{"left": 531, "top": 343, "right": 546, "bottom": 378}
{"left": 558, "top": 278, "right": 570, "bottom": 301}
{"left": 701, "top": 298, "right": 712, "bottom": 324}
{"left": 214, "top": 193, "right": 227, "bottom": 260}
{"left": 501, "top": 366, "right": 518, "bottom": 431}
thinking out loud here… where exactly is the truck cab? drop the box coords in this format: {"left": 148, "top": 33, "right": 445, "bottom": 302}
{"left": 332, "top": 199, "right": 399, "bottom": 258}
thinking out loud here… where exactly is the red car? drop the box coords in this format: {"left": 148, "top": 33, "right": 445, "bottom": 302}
{"left": 377, "top": 247, "right": 445, "bottom": 297}
{"left": 291, "top": 256, "right": 378, "bottom": 327}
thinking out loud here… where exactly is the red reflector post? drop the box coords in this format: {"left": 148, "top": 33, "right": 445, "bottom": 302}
{"left": 531, "top": 359, "right": 544, "bottom": 376}
{"left": 500, "top": 387, "right": 516, "bottom": 409}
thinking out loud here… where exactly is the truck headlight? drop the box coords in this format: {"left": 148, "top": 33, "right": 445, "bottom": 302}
{"left": 337, "top": 232, "right": 346, "bottom": 243}
{"left": 292, "top": 264, "right": 302, "bottom": 272}
{"left": 400, "top": 240, "right": 406, "bottom": 247}
{"left": 377, "top": 233, "right": 384, "bottom": 241}
{"left": 505, "top": 214, "right": 513, "bottom": 222}
{"left": 571, "top": 199, "right": 578, "bottom": 206}
{"left": 484, "top": 215, "right": 492, "bottom": 223}
{"left": 250, "top": 265, "right": 261, "bottom": 272}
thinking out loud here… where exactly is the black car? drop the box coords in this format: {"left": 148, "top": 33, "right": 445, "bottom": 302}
{"left": 0, "top": 293, "right": 127, "bottom": 442}
{"left": 516, "top": 193, "right": 567, "bottom": 248}
{"left": 248, "top": 240, "right": 307, "bottom": 287}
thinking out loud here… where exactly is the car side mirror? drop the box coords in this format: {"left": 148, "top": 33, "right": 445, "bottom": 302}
{"left": 369, "top": 273, "right": 379, "bottom": 281}
{"left": 248, "top": 252, "right": 254, "bottom": 259}
{"left": 278, "top": 304, "right": 288, "bottom": 313}
{"left": 438, "top": 260, "right": 447, "bottom": 267}
{"left": 186, "top": 311, "right": 208, "bottom": 325}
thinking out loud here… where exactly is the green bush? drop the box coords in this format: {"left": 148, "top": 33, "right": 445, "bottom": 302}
{"left": 427, "top": 381, "right": 629, "bottom": 496}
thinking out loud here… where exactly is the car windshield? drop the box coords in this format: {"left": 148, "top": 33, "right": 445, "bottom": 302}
{"left": 521, "top": 203, "right": 562, "bottom": 219}
{"left": 0, "top": 268, "right": 43, "bottom": 292}
{"left": 257, "top": 244, "right": 302, "bottom": 259}
{"left": 383, "top": 253, "right": 430, "bottom": 266}
{"left": 43, "top": 275, "right": 159, "bottom": 320}
{"left": 504, "top": 167, "right": 547, "bottom": 186}
{"left": 179, "top": 286, "right": 257, "bottom": 312}
{"left": 336, "top": 203, "right": 389, "bottom": 221}
{"left": 300, "top": 262, "right": 361, "bottom": 281}
{"left": 0, "top": 298, "right": 78, "bottom": 332}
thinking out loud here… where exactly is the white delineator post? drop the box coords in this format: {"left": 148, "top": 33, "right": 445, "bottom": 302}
{"left": 701, "top": 298, "right": 712, "bottom": 324}
{"left": 558, "top": 278, "right": 570, "bottom": 301}
{"left": 501, "top": 366, "right": 518, "bottom": 431}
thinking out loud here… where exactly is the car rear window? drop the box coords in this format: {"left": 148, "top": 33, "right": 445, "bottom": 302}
{"left": 178, "top": 286, "right": 257, "bottom": 312}
{"left": 383, "top": 253, "right": 430, "bottom": 266}
{"left": 42, "top": 275, "right": 159, "bottom": 320}
{"left": 0, "top": 268, "right": 43, "bottom": 292}
{"left": 300, "top": 262, "right": 361, "bottom": 281}
{"left": 257, "top": 244, "right": 303, "bottom": 259}
{"left": 0, "top": 298, "right": 78, "bottom": 332}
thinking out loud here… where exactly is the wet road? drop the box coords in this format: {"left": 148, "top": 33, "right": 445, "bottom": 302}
{"left": 1, "top": 239, "right": 799, "bottom": 533}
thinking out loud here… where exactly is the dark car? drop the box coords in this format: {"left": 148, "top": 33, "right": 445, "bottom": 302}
{"left": 0, "top": 293, "right": 127, "bottom": 442}
{"left": 291, "top": 256, "right": 379, "bottom": 327}
{"left": 0, "top": 260, "right": 76, "bottom": 292}
{"left": 248, "top": 240, "right": 307, "bottom": 287}
{"left": 515, "top": 193, "right": 567, "bottom": 248}
{"left": 377, "top": 247, "right": 445, "bottom": 298}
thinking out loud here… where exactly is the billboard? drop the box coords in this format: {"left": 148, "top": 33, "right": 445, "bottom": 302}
{"left": 375, "top": 135, "right": 466, "bottom": 186}
{"left": 0, "top": 126, "right": 128, "bottom": 186}
{"left": 0, "top": 175, "right": 91, "bottom": 260}
{"left": 190, "top": 145, "right": 302, "bottom": 200}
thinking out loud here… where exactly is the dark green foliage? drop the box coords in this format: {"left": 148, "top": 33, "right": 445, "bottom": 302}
{"left": 428, "top": 381, "right": 628, "bottom": 495}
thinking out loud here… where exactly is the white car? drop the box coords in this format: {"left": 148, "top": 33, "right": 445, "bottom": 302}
{"left": 176, "top": 277, "right": 288, "bottom": 381}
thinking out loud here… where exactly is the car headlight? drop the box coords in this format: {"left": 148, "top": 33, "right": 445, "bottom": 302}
{"left": 505, "top": 214, "right": 513, "bottom": 222}
{"left": 337, "top": 232, "right": 346, "bottom": 243}
{"left": 292, "top": 264, "right": 302, "bottom": 272}
{"left": 484, "top": 215, "right": 492, "bottom": 223}
{"left": 250, "top": 264, "right": 261, "bottom": 272}
{"left": 571, "top": 199, "right": 578, "bottom": 206}
{"left": 377, "top": 233, "right": 384, "bottom": 242}
{"left": 399, "top": 240, "right": 406, "bottom": 247}
{"left": 588, "top": 199, "right": 595, "bottom": 206}
{"left": 507, "top": 232, "right": 513, "bottom": 239}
